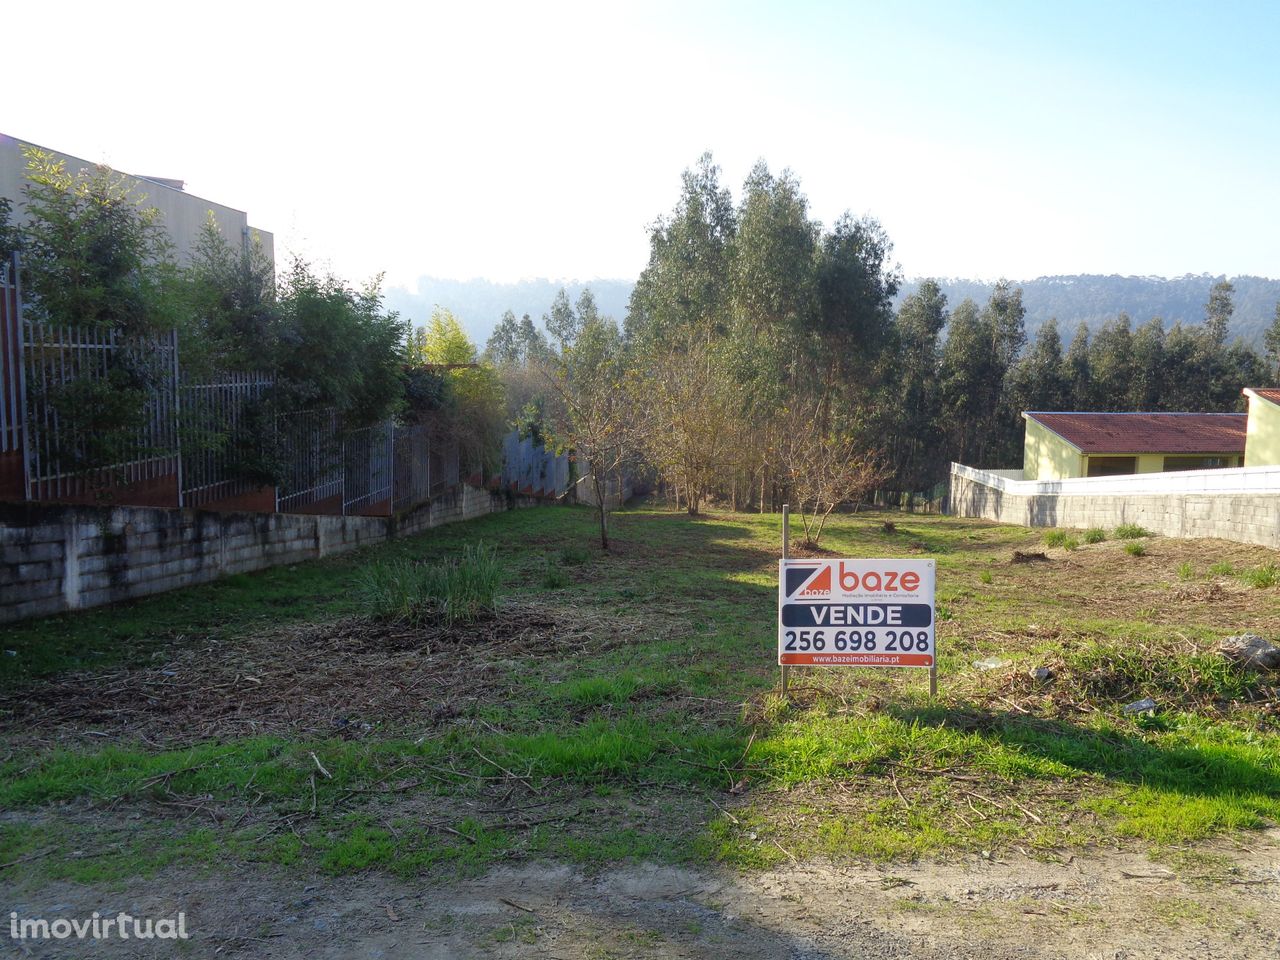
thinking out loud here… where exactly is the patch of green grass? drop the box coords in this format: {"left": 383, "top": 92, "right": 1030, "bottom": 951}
{"left": 554, "top": 675, "right": 643, "bottom": 709}
{"left": 5, "top": 505, "right": 1280, "bottom": 883}
{"left": 1042, "top": 530, "right": 1071, "bottom": 547}
{"left": 1208, "top": 561, "right": 1235, "bottom": 577}
{"left": 1238, "top": 563, "right": 1279, "bottom": 588}
{"left": 1176, "top": 561, "right": 1195, "bottom": 581}
{"left": 1125, "top": 541, "right": 1147, "bottom": 557}
{"left": 1115, "top": 523, "right": 1154, "bottom": 539}
{"left": 1083, "top": 528, "right": 1107, "bottom": 544}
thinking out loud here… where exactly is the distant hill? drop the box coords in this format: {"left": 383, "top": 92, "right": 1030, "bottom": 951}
{"left": 388, "top": 273, "right": 1280, "bottom": 348}
{"left": 894, "top": 275, "right": 1280, "bottom": 344}
{"left": 384, "top": 277, "right": 634, "bottom": 346}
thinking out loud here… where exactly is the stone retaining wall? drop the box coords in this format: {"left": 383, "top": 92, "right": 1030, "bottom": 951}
{"left": 948, "top": 467, "right": 1280, "bottom": 549}
{"left": 1, "top": 485, "right": 537, "bottom": 623}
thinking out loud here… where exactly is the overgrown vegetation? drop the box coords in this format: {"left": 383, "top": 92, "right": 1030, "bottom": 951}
{"left": 359, "top": 542, "right": 502, "bottom": 626}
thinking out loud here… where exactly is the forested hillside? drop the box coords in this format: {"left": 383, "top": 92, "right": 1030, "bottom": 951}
{"left": 896, "top": 275, "right": 1280, "bottom": 344}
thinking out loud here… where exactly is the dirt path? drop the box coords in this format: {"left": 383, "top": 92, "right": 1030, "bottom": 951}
{"left": 9, "top": 833, "right": 1278, "bottom": 959}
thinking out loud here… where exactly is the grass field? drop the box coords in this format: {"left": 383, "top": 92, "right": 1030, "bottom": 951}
{"left": 2, "top": 505, "right": 1279, "bottom": 887}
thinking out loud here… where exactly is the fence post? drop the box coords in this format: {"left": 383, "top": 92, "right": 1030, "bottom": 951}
{"left": 171, "top": 328, "right": 184, "bottom": 508}
{"left": 14, "top": 253, "right": 32, "bottom": 501}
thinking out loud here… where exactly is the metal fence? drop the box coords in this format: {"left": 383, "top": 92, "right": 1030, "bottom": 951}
{"left": 501, "top": 430, "right": 570, "bottom": 497}
{"left": 0, "top": 264, "right": 461, "bottom": 516}
{"left": 180, "top": 370, "right": 272, "bottom": 508}
{"left": 22, "top": 322, "right": 180, "bottom": 503}
{"left": 0, "top": 257, "right": 24, "bottom": 457}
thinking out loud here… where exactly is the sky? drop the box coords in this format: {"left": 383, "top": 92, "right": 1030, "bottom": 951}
{"left": 4, "top": 0, "right": 1278, "bottom": 291}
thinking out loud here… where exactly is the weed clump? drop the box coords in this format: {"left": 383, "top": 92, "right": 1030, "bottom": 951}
{"left": 1083, "top": 528, "right": 1107, "bottom": 544}
{"left": 1208, "top": 561, "right": 1235, "bottom": 577}
{"left": 541, "top": 563, "right": 570, "bottom": 589}
{"left": 1115, "top": 523, "right": 1154, "bottom": 539}
{"left": 558, "top": 546, "right": 589, "bottom": 567}
{"left": 1176, "top": 561, "right": 1195, "bottom": 581}
{"left": 1124, "top": 541, "right": 1147, "bottom": 557}
{"left": 1239, "top": 563, "right": 1279, "bottom": 589}
{"left": 1043, "top": 530, "right": 1070, "bottom": 547}
{"left": 359, "top": 543, "right": 502, "bottom": 626}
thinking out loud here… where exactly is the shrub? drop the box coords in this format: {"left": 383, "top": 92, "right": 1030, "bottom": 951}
{"left": 558, "top": 546, "right": 589, "bottom": 567}
{"left": 542, "top": 562, "right": 570, "bottom": 589}
{"left": 1083, "top": 529, "right": 1107, "bottom": 544}
{"left": 1239, "top": 563, "right": 1279, "bottom": 589}
{"left": 1115, "top": 523, "right": 1154, "bottom": 539}
{"left": 359, "top": 542, "right": 501, "bottom": 626}
{"left": 1124, "top": 541, "right": 1147, "bottom": 557}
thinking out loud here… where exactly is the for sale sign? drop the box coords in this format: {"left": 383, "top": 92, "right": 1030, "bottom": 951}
{"left": 778, "top": 559, "right": 936, "bottom": 667}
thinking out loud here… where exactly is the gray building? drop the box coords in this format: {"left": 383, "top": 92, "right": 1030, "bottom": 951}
{"left": 0, "top": 132, "right": 273, "bottom": 266}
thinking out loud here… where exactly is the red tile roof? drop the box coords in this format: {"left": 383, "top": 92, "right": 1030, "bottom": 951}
{"left": 1024, "top": 412, "right": 1246, "bottom": 454}
{"left": 1246, "top": 387, "right": 1280, "bottom": 406}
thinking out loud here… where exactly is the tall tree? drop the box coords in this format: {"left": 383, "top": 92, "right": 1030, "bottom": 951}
{"left": 1205, "top": 279, "right": 1235, "bottom": 348}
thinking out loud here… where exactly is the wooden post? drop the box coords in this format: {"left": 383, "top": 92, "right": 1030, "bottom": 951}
{"left": 781, "top": 503, "right": 790, "bottom": 698}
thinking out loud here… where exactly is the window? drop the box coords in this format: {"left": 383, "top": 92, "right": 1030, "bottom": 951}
{"left": 1163, "top": 456, "right": 1232, "bottom": 471}
{"left": 1086, "top": 457, "right": 1137, "bottom": 477}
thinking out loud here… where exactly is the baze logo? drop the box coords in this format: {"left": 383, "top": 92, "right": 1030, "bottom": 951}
{"left": 786, "top": 561, "right": 923, "bottom": 599}
{"left": 784, "top": 564, "right": 831, "bottom": 599}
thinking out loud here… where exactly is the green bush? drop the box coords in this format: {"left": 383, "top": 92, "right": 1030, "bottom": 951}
{"left": 1083, "top": 528, "right": 1107, "bottom": 544}
{"left": 1124, "top": 541, "right": 1147, "bottom": 557}
{"left": 1115, "top": 523, "right": 1154, "bottom": 539}
{"left": 1239, "top": 563, "right": 1279, "bottom": 589}
{"left": 558, "top": 546, "right": 589, "bottom": 567}
{"left": 542, "top": 562, "right": 570, "bottom": 589}
{"left": 359, "top": 543, "right": 502, "bottom": 626}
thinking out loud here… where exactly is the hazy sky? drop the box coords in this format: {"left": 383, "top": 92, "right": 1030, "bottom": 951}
{"left": 5, "top": 0, "right": 1278, "bottom": 288}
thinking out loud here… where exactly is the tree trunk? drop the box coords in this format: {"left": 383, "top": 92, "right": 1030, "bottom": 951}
{"left": 594, "top": 474, "right": 609, "bottom": 550}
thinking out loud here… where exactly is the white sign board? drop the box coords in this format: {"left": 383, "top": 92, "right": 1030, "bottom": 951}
{"left": 778, "top": 558, "right": 936, "bottom": 667}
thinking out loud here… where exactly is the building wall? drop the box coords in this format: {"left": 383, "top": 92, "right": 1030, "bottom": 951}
{"left": 1245, "top": 394, "right": 1280, "bottom": 467}
{"left": 0, "top": 133, "right": 273, "bottom": 266}
{"left": 949, "top": 463, "right": 1280, "bottom": 549}
{"left": 0, "top": 485, "right": 542, "bottom": 624}
{"left": 1022, "top": 418, "right": 1084, "bottom": 480}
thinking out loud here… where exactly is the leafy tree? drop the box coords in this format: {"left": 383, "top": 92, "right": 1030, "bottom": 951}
{"left": 1205, "top": 279, "right": 1235, "bottom": 348}
{"left": 544, "top": 287, "right": 578, "bottom": 348}
{"left": 485, "top": 309, "right": 522, "bottom": 365}
{"left": 18, "top": 147, "right": 178, "bottom": 336}
{"left": 546, "top": 313, "right": 631, "bottom": 548}
{"left": 627, "top": 152, "right": 736, "bottom": 345}
{"left": 409, "top": 307, "right": 505, "bottom": 473}
{"left": 1265, "top": 302, "right": 1280, "bottom": 380}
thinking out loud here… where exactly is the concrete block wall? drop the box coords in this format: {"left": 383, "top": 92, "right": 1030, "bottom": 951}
{"left": 1, "top": 486, "right": 540, "bottom": 623}
{"left": 948, "top": 468, "right": 1280, "bottom": 549}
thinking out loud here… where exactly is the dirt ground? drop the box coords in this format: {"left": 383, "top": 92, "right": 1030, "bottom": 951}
{"left": 7, "top": 833, "right": 1279, "bottom": 959}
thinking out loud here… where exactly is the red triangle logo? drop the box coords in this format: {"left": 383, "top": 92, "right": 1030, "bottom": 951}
{"left": 799, "top": 566, "right": 831, "bottom": 597}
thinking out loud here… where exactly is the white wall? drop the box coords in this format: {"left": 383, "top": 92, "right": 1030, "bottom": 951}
{"left": 0, "top": 133, "right": 273, "bottom": 266}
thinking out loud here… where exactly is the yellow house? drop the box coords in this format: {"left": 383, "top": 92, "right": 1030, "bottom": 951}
{"left": 1022, "top": 412, "right": 1247, "bottom": 480}
{"left": 1243, "top": 389, "right": 1280, "bottom": 467}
